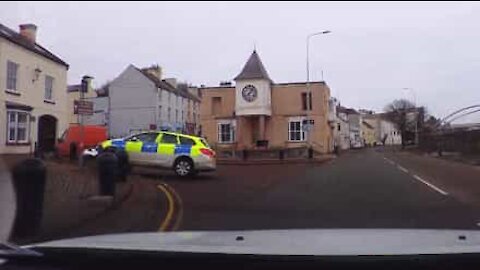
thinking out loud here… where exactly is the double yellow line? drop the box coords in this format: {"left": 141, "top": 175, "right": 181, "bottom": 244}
{"left": 157, "top": 183, "right": 183, "bottom": 231}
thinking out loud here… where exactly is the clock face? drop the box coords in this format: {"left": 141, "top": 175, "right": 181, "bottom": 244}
{"left": 242, "top": 85, "right": 258, "bottom": 102}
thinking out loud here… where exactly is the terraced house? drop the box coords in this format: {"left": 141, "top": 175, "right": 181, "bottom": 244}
{"left": 105, "top": 64, "right": 201, "bottom": 138}
{"left": 0, "top": 23, "right": 69, "bottom": 154}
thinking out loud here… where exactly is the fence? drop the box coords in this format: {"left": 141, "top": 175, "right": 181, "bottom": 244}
{"left": 419, "top": 129, "right": 480, "bottom": 154}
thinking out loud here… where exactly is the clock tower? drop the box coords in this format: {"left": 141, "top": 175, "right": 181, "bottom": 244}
{"left": 234, "top": 50, "right": 272, "bottom": 116}
{"left": 234, "top": 50, "right": 273, "bottom": 148}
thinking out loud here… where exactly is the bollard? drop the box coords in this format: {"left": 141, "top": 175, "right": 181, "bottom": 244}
{"left": 114, "top": 149, "right": 130, "bottom": 182}
{"left": 11, "top": 158, "right": 46, "bottom": 240}
{"left": 242, "top": 149, "right": 248, "bottom": 161}
{"left": 96, "top": 152, "right": 118, "bottom": 196}
{"left": 279, "top": 149, "right": 284, "bottom": 160}
{"left": 308, "top": 147, "right": 314, "bottom": 159}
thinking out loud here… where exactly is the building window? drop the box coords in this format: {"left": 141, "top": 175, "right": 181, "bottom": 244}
{"left": 158, "top": 89, "right": 162, "bottom": 101}
{"left": 337, "top": 124, "right": 341, "bottom": 131}
{"left": 288, "top": 119, "right": 305, "bottom": 142}
{"left": 212, "top": 97, "right": 221, "bottom": 115}
{"left": 7, "top": 111, "right": 29, "bottom": 144}
{"left": 193, "top": 113, "right": 196, "bottom": 124}
{"left": 6, "top": 61, "right": 18, "bottom": 91}
{"left": 181, "top": 111, "right": 184, "bottom": 122}
{"left": 301, "top": 92, "right": 308, "bottom": 110}
{"left": 301, "top": 92, "right": 313, "bottom": 110}
{"left": 167, "top": 107, "right": 171, "bottom": 122}
{"left": 175, "top": 109, "right": 179, "bottom": 122}
{"left": 159, "top": 105, "right": 162, "bottom": 120}
{"left": 44, "top": 75, "right": 54, "bottom": 100}
{"left": 218, "top": 122, "right": 235, "bottom": 143}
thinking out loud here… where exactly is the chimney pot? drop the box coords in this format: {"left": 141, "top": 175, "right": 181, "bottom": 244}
{"left": 19, "top": 24, "right": 37, "bottom": 43}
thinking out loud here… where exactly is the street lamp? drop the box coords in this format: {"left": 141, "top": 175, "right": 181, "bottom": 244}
{"left": 402, "top": 87, "right": 418, "bottom": 145}
{"left": 306, "top": 30, "right": 331, "bottom": 149}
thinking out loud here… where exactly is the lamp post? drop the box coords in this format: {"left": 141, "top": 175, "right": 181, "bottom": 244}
{"left": 402, "top": 87, "right": 418, "bottom": 145}
{"left": 306, "top": 30, "right": 331, "bottom": 149}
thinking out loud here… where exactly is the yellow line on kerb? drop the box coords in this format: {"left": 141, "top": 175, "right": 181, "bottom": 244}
{"left": 157, "top": 184, "right": 175, "bottom": 231}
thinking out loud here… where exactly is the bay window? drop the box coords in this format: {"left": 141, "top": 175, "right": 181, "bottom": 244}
{"left": 7, "top": 111, "right": 30, "bottom": 144}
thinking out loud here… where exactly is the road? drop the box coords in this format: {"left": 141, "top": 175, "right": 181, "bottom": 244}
{"left": 28, "top": 147, "right": 480, "bottom": 243}
{"left": 165, "top": 148, "right": 480, "bottom": 231}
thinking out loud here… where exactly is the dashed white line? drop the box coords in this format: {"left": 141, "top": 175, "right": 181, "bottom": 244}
{"left": 397, "top": 165, "right": 409, "bottom": 173}
{"left": 383, "top": 155, "right": 449, "bottom": 196}
{"left": 383, "top": 157, "right": 395, "bottom": 165}
{"left": 412, "top": 174, "right": 449, "bottom": 196}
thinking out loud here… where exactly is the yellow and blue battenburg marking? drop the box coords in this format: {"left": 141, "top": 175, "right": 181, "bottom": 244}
{"left": 111, "top": 139, "right": 126, "bottom": 149}
{"left": 142, "top": 143, "right": 158, "bottom": 153}
{"left": 107, "top": 139, "right": 194, "bottom": 156}
{"left": 174, "top": 145, "right": 192, "bottom": 155}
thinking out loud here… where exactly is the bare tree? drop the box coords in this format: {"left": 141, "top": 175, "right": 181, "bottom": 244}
{"left": 384, "top": 99, "right": 416, "bottom": 148}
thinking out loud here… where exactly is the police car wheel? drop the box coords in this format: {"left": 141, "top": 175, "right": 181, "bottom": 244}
{"left": 174, "top": 158, "right": 193, "bottom": 177}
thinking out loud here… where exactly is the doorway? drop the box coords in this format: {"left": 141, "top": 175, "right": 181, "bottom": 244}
{"left": 38, "top": 115, "right": 57, "bottom": 152}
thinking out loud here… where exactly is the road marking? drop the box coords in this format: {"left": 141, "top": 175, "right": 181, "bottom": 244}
{"left": 169, "top": 186, "right": 184, "bottom": 231}
{"left": 397, "top": 165, "right": 409, "bottom": 173}
{"left": 157, "top": 184, "right": 175, "bottom": 231}
{"left": 383, "top": 157, "right": 395, "bottom": 165}
{"left": 412, "top": 174, "right": 449, "bottom": 196}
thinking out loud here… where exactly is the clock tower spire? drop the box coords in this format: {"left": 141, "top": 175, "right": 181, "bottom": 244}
{"left": 234, "top": 50, "right": 272, "bottom": 117}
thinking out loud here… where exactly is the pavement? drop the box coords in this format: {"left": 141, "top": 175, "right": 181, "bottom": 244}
{"left": 1, "top": 157, "right": 132, "bottom": 244}
{"left": 6, "top": 147, "right": 480, "bottom": 244}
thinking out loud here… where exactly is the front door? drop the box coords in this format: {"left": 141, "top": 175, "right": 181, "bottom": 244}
{"left": 38, "top": 115, "right": 57, "bottom": 153}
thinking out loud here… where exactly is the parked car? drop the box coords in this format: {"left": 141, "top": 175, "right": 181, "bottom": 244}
{"left": 92, "top": 131, "right": 216, "bottom": 177}
{"left": 56, "top": 125, "right": 108, "bottom": 160}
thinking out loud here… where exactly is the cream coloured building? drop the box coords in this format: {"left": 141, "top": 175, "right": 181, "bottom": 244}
{"left": 200, "top": 50, "right": 333, "bottom": 154}
{"left": 0, "top": 23, "right": 69, "bottom": 154}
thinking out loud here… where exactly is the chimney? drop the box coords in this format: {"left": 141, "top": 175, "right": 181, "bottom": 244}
{"left": 19, "top": 24, "right": 37, "bottom": 43}
{"left": 165, "top": 78, "right": 177, "bottom": 89}
{"left": 143, "top": 65, "right": 162, "bottom": 80}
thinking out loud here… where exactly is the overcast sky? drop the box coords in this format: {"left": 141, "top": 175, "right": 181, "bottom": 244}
{"left": 2, "top": 1, "right": 480, "bottom": 122}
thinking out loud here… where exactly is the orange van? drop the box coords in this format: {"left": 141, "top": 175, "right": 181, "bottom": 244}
{"left": 56, "top": 125, "right": 108, "bottom": 159}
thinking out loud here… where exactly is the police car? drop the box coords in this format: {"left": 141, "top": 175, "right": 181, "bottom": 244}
{"left": 93, "top": 131, "right": 216, "bottom": 177}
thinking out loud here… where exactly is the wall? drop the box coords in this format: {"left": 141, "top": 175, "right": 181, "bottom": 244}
{"left": 83, "top": 96, "right": 109, "bottom": 127}
{"left": 380, "top": 120, "right": 402, "bottom": 145}
{"left": 199, "top": 86, "right": 235, "bottom": 145}
{"left": 337, "top": 113, "right": 350, "bottom": 150}
{"left": 109, "top": 65, "right": 156, "bottom": 138}
{"left": 271, "top": 82, "right": 332, "bottom": 153}
{"left": 0, "top": 38, "right": 68, "bottom": 154}
{"left": 361, "top": 123, "right": 376, "bottom": 146}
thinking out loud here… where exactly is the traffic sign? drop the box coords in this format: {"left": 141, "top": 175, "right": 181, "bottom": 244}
{"left": 74, "top": 100, "right": 93, "bottom": 115}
